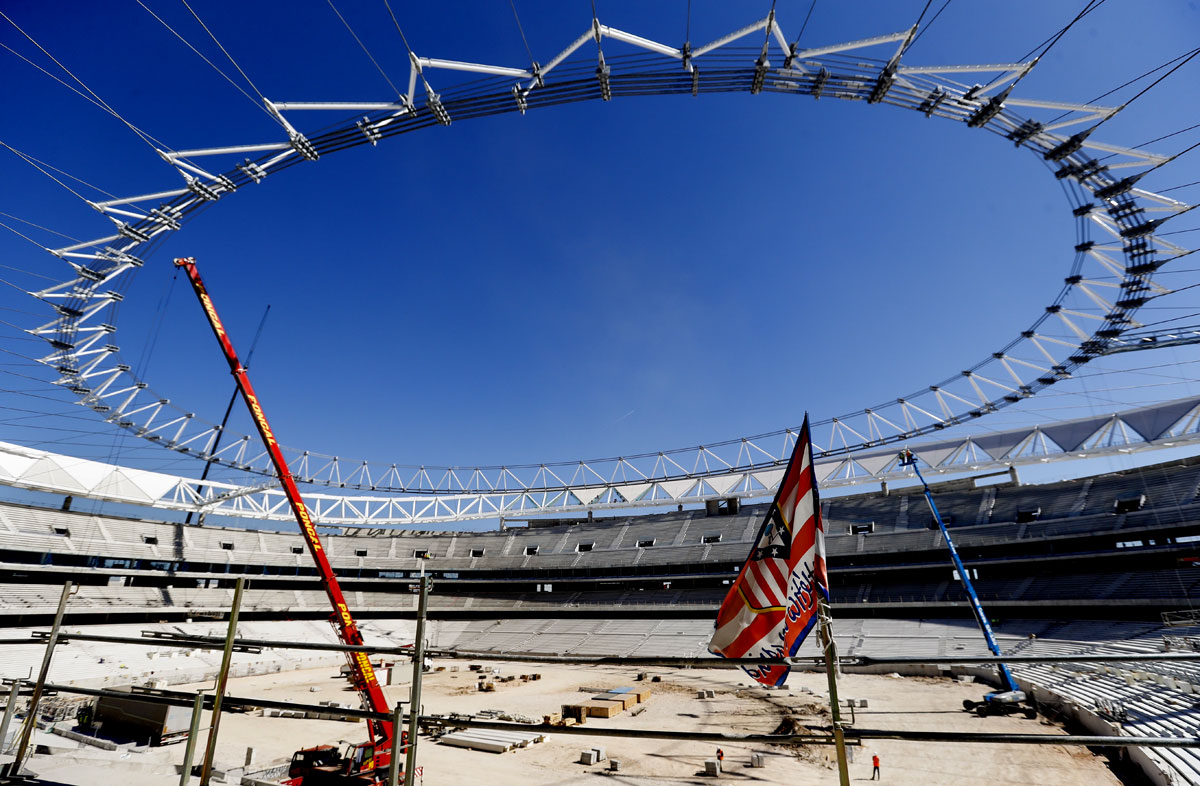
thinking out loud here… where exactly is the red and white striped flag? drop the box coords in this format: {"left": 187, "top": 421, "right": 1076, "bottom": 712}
{"left": 708, "top": 415, "right": 829, "bottom": 686}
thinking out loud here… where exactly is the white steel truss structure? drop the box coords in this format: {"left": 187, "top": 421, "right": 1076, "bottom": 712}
{"left": 2, "top": 396, "right": 1199, "bottom": 527}
{"left": 17, "top": 13, "right": 1197, "bottom": 496}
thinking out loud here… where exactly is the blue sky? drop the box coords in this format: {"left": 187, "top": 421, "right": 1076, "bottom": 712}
{"left": 0, "top": 0, "right": 1198, "bottom": 482}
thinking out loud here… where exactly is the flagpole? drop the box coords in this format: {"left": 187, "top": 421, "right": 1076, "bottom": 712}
{"left": 807, "top": 422, "right": 851, "bottom": 786}
{"left": 818, "top": 597, "right": 851, "bottom": 786}
{"left": 708, "top": 415, "right": 851, "bottom": 783}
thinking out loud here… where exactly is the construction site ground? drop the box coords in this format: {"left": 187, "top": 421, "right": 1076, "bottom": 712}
{"left": 15, "top": 660, "right": 1124, "bottom": 785}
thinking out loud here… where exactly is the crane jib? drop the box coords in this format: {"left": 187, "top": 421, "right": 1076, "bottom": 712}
{"left": 173, "top": 257, "right": 394, "bottom": 771}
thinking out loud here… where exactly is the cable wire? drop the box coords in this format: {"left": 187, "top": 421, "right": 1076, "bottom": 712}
{"left": 1017, "top": 0, "right": 1106, "bottom": 63}
{"left": 0, "top": 212, "right": 80, "bottom": 244}
{"left": 509, "top": 0, "right": 536, "bottom": 65}
{"left": 907, "top": 0, "right": 952, "bottom": 51}
{"left": 0, "top": 42, "right": 170, "bottom": 154}
{"left": 137, "top": 0, "right": 277, "bottom": 121}
{"left": 0, "top": 9, "right": 168, "bottom": 156}
{"left": 790, "top": 0, "right": 818, "bottom": 49}
{"left": 1046, "top": 44, "right": 1200, "bottom": 127}
{"left": 0, "top": 141, "right": 93, "bottom": 207}
{"left": 1089, "top": 47, "right": 1200, "bottom": 134}
{"left": 326, "top": 0, "right": 403, "bottom": 98}
{"left": 1161, "top": 180, "right": 1200, "bottom": 195}
{"left": 178, "top": 0, "right": 276, "bottom": 121}
{"left": 381, "top": 0, "right": 416, "bottom": 56}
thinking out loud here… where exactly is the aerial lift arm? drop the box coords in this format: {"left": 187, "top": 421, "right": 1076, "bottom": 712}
{"left": 173, "top": 257, "right": 394, "bottom": 763}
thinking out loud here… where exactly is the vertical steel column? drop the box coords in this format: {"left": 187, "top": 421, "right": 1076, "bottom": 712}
{"left": 817, "top": 598, "right": 851, "bottom": 786}
{"left": 199, "top": 577, "right": 245, "bottom": 786}
{"left": 387, "top": 704, "right": 404, "bottom": 786}
{"left": 6, "top": 581, "right": 73, "bottom": 776}
{"left": 0, "top": 681, "right": 19, "bottom": 755}
{"left": 178, "top": 690, "right": 206, "bottom": 786}
{"left": 403, "top": 576, "right": 429, "bottom": 786}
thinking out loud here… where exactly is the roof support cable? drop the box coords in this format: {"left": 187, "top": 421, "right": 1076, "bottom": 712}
{"left": 1017, "top": 0, "right": 1106, "bottom": 64}
{"left": 136, "top": 0, "right": 276, "bottom": 123}
{"left": 784, "top": 0, "right": 817, "bottom": 68}
{"left": 1044, "top": 38, "right": 1198, "bottom": 127}
{"left": 178, "top": 0, "right": 279, "bottom": 130}
{"left": 0, "top": 218, "right": 52, "bottom": 254}
{"left": 1045, "top": 46, "right": 1200, "bottom": 164}
{"left": 0, "top": 10, "right": 169, "bottom": 158}
{"left": 381, "top": 0, "right": 442, "bottom": 121}
{"left": 906, "top": 0, "right": 952, "bottom": 53}
{"left": 0, "top": 42, "right": 171, "bottom": 154}
{"left": 509, "top": 0, "right": 538, "bottom": 78}
{"left": 1160, "top": 180, "right": 1200, "bottom": 196}
{"left": 0, "top": 212, "right": 80, "bottom": 246}
{"left": 0, "top": 141, "right": 96, "bottom": 211}
{"left": 326, "top": 0, "right": 403, "bottom": 99}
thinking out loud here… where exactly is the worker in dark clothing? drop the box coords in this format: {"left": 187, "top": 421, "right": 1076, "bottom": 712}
{"left": 872, "top": 752, "right": 881, "bottom": 780}
{"left": 716, "top": 748, "right": 725, "bottom": 764}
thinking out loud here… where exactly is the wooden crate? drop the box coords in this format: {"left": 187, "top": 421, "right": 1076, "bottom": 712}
{"left": 561, "top": 704, "right": 588, "bottom": 723}
{"left": 580, "top": 700, "right": 623, "bottom": 718}
{"left": 596, "top": 693, "right": 637, "bottom": 710}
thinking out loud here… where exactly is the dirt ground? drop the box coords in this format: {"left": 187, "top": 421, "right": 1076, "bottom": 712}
{"left": 18, "top": 660, "right": 1123, "bottom": 786}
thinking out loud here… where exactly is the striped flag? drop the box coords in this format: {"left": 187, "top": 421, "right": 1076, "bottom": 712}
{"left": 708, "top": 415, "right": 829, "bottom": 686}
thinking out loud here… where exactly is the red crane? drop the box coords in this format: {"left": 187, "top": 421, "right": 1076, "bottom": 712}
{"left": 174, "top": 257, "right": 397, "bottom": 783}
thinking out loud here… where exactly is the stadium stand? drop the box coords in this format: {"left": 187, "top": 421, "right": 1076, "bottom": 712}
{"left": 1, "top": 457, "right": 1199, "bottom": 781}
{"left": 0, "top": 457, "right": 1198, "bottom": 622}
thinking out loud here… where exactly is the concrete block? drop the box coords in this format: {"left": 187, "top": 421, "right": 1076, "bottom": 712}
{"left": 592, "top": 746, "right": 606, "bottom": 761}
{"left": 705, "top": 759, "right": 721, "bottom": 776}
{"left": 750, "top": 752, "right": 765, "bottom": 768}
{"left": 609, "top": 759, "right": 621, "bottom": 772}
{"left": 697, "top": 690, "right": 707, "bottom": 699}
{"left": 859, "top": 699, "right": 869, "bottom": 708}
{"left": 705, "top": 689, "right": 716, "bottom": 699}
{"left": 580, "top": 750, "right": 597, "bottom": 765}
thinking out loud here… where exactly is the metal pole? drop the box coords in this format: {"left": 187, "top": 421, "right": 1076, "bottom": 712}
{"left": 403, "top": 576, "right": 429, "bottom": 786}
{"left": 818, "top": 598, "right": 851, "bottom": 786}
{"left": 20, "top": 681, "right": 1200, "bottom": 749}
{"left": 6, "top": 580, "right": 72, "bottom": 776}
{"left": 199, "top": 577, "right": 245, "bottom": 786}
{"left": 9, "top": 630, "right": 1200, "bottom": 668}
{"left": 387, "top": 704, "right": 404, "bottom": 786}
{"left": 178, "top": 690, "right": 205, "bottom": 786}
{"left": 0, "top": 681, "right": 19, "bottom": 755}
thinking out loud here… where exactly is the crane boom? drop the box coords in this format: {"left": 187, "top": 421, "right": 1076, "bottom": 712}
{"left": 173, "top": 257, "right": 393, "bottom": 764}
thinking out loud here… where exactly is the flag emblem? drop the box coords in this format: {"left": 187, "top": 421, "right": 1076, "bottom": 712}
{"left": 708, "top": 416, "right": 829, "bottom": 686}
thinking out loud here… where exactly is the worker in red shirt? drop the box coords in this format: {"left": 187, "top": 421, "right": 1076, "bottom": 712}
{"left": 872, "top": 752, "right": 881, "bottom": 780}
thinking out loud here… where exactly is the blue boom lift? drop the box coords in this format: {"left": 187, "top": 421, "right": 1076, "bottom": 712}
{"left": 899, "top": 449, "right": 1037, "bottom": 719}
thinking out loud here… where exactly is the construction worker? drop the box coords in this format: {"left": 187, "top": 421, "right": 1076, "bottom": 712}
{"left": 716, "top": 748, "right": 724, "bottom": 764}
{"left": 872, "top": 752, "right": 881, "bottom": 780}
